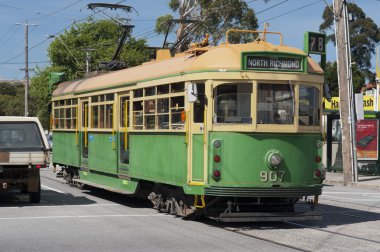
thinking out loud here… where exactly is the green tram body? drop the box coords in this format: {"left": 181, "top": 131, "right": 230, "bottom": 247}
{"left": 52, "top": 30, "right": 325, "bottom": 222}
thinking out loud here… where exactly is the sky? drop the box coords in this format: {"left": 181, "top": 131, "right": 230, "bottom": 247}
{"left": 0, "top": 0, "right": 379, "bottom": 81}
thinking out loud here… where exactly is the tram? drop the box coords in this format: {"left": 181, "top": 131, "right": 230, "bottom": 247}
{"left": 51, "top": 29, "right": 325, "bottom": 222}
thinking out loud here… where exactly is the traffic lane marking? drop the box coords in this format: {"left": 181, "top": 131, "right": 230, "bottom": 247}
{"left": 42, "top": 185, "right": 64, "bottom": 193}
{"left": 321, "top": 195, "right": 380, "bottom": 201}
{"left": 323, "top": 192, "right": 380, "bottom": 195}
{"left": 0, "top": 203, "right": 120, "bottom": 209}
{"left": 0, "top": 214, "right": 168, "bottom": 220}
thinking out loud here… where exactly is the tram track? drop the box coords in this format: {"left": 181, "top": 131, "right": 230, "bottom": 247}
{"left": 319, "top": 197, "right": 380, "bottom": 210}
{"left": 283, "top": 221, "right": 380, "bottom": 245}
{"left": 225, "top": 226, "right": 311, "bottom": 252}
{"left": 221, "top": 199, "right": 380, "bottom": 252}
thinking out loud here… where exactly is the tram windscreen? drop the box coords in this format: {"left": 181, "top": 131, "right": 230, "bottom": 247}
{"left": 257, "top": 83, "right": 294, "bottom": 124}
{"left": 299, "top": 85, "right": 320, "bottom": 126}
{"left": 213, "top": 83, "right": 252, "bottom": 124}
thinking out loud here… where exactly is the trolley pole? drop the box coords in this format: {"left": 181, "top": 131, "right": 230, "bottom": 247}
{"left": 333, "top": 0, "right": 356, "bottom": 185}
{"left": 83, "top": 48, "right": 95, "bottom": 73}
{"left": 17, "top": 21, "right": 37, "bottom": 117}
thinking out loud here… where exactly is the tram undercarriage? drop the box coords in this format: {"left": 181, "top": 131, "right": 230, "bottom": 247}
{"left": 57, "top": 165, "right": 321, "bottom": 222}
{"left": 146, "top": 182, "right": 321, "bottom": 222}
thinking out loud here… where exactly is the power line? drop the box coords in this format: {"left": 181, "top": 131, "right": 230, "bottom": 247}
{"left": 0, "top": 9, "right": 100, "bottom": 67}
{"left": 0, "top": 25, "right": 21, "bottom": 50}
{"left": 32, "top": 0, "right": 86, "bottom": 21}
{"left": 259, "top": 0, "right": 321, "bottom": 24}
{"left": 255, "top": 0, "right": 289, "bottom": 15}
{"left": 2, "top": 61, "right": 50, "bottom": 65}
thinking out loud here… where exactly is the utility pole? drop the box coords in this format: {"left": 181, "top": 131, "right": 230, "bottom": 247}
{"left": 333, "top": 0, "right": 357, "bottom": 185}
{"left": 17, "top": 21, "right": 37, "bottom": 116}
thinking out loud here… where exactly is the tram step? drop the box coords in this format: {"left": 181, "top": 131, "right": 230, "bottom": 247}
{"left": 215, "top": 211, "right": 322, "bottom": 222}
{"left": 72, "top": 178, "right": 135, "bottom": 195}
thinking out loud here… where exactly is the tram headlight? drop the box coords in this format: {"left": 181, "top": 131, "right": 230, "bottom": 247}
{"left": 213, "top": 140, "right": 222, "bottom": 148}
{"left": 269, "top": 153, "right": 282, "bottom": 166}
{"left": 266, "top": 150, "right": 283, "bottom": 168}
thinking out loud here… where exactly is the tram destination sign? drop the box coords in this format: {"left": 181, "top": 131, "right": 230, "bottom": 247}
{"left": 244, "top": 55, "right": 303, "bottom": 72}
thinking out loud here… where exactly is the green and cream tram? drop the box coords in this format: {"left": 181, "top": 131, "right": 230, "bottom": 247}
{"left": 52, "top": 29, "right": 325, "bottom": 222}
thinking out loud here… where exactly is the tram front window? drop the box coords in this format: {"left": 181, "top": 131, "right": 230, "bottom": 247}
{"left": 213, "top": 83, "right": 252, "bottom": 124}
{"left": 299, "top": 85, "right": 320, "bottom": 126}
{"left": 257, "top": 83, "right": 294, "bottom": 124}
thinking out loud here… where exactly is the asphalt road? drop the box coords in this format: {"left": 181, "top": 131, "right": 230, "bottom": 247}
{"left": 227, "top": 185, "right": 380, "bottom": 252}
{"left": 0, "top": 169, "right": 297, "bottom": 252}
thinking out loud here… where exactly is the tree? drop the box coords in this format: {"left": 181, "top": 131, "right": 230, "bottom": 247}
{"left": 325, "top": 61, "right": 366, "bottom": 96}
{"left": 155, "top": 0, "right": 260, "bottom": 52}
{"left": 320, "top": 2, "right": 380, "bottom": 71}
{"left": 324, "top": 61, "right": 339, "bottom": 96}
{"left": 48, "top": 19, "right": 151, "bottom": 80}
{"left": 0, "top": 82, "right": 24, "bottom": 116}
{"left": 29, "top": 66, "right": 66, "bottom": 129}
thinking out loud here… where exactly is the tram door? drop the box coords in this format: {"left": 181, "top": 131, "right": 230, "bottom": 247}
{"left": 188, "top": 83, "right": 206, "bottom": 184}
{"left": 118, "top": 95, "right": 130, "bottom": 174}
{"left": 80, "top": 100, "right": 89, "bottom": 168}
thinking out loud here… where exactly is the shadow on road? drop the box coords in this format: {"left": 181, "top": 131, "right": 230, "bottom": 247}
{"left": 0, "top": 189, "right": 97, "bottom": 207}
{"left": 205, "top": 202, "right": 380, "bottom": 230}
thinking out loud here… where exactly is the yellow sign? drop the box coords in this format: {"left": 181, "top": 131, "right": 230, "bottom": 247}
{"left": 323, "top": 96, "right": 375, "bottom": 111}
{"left": 323, "top": 97, "right": 340, "bottom": 110}
{"left": 376, "top": 46, "right": 379, "bottom": 80}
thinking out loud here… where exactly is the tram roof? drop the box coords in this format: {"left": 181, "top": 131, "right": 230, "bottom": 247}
{"left": 52, "top": 40, "right": 323, "bottom": 97}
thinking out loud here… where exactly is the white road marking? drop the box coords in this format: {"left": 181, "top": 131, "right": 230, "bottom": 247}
{"left": 41, "top": 185, "right": 64, "bottom": 193}
{"left": 323, "top": 192, "right": 380, "bottom": 195}
{"left": 0, "top": 203, "right": 120, "bottom": 209}
{"left": 0, "top": 214, "right": 167, "bottom": 220}
{"left": 321, "top": 195, "right": 380, "bottom": 201}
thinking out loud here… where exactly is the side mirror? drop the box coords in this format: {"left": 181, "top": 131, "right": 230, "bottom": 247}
{"left": 187, "top": 83, "right": 198, "bottom": 103}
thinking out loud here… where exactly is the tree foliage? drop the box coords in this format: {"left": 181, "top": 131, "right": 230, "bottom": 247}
{"left": 0, "top": 82, "right": 24, "bottom": 116}
{"left": 320, "top": 2, "right": 380, "bottom": 95}
{"left": 48, "top": 19, "right": 151, "bottom": 80}
{"left": 156, "top": 0, "right": 259, "bottom": 52}
{"left": 320, "top": 3, "right": 380, "bottom": 71}
{"left": 324, "top": 61, "right": 366, "bottom": 96}
{"left": 29, "top": 66, "right": 66, "bottom": 129}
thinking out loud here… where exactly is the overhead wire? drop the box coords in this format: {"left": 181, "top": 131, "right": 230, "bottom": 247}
{"left": 2, "top": 0, "right": 321, "bottom": 69}
{"left": 259, "top": 0, "right": 322, "bottom": 24}
{"left": 0, "top": 7, "right": 102, "bottom": 67}
{"left": 255, "top": 0, "right": 289, "bottom": 15}
{"left": 0, "top": 25, "right": 21, "bottom": 51}
{"left": 31, "top": 0, "right": 86, "bottom": 21}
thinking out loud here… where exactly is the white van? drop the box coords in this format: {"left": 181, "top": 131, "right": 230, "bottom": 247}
{"left": 0, "top": 117, "right": 49, "bottom": 203}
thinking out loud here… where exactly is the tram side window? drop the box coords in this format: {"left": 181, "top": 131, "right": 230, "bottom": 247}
{"left": 257, "top": 83, "right": 294, "bottom": 124}
{"left": 53, "top": 98, "right": 78, "bottom": 129}
{"left": 133, "top": 101, "right": 143, "bottom": 130}
{"left": 171, "top": 96, "right": 185, "bottom": 129}
{"left": 157, "top": 98, "right": 169, "bottom": 129}
{"left": 213, "top": 83, "right": 252, "bottom": 124}
{"left": 299, "top": 85, "right": 320, "bottom": 126}
{"left": 120, "top": 97, "right": 130, "bottom": 127}
{"left": 91, "top": 94, "right": 114, "bottom": 129}
{"left": 145, "top": 99, "right": 156, "bottom": 129}
{"left": 119, "top": 97, "right": 130, "bottom": 164}
{"left": 194, "top": 84, "right": 205, "bottom": 123}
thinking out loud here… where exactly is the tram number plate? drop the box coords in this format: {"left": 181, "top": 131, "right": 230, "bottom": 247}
{"left": 260, "top": 171, "right": 285, "bottom": 182}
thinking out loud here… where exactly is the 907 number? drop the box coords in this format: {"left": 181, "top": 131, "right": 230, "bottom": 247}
{"left": 260, "top": 171, "right": 285, "bottom": 182}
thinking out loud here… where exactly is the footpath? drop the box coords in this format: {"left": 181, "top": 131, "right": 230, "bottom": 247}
{"left": 324, "top": 171, "right": 380, "bottom": 190}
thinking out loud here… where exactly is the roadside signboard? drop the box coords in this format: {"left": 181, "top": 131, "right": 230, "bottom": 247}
{"left": 356, "top": 119, "right": 379, "bottom": 160}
